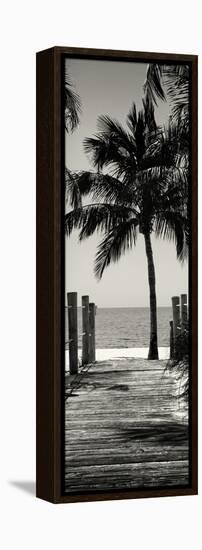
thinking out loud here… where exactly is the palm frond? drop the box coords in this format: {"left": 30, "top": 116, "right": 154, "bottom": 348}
{"left": 142, "top": 90, "right": 157, "bottom": 132}
{"left": 87, "top": 172, "right": 135, "bottom": 206}
{"left": 64, "top": 67, "right": 81, "bottom": 132}
{"left": 162, "top": 65, "right": 189, "bottom": 125}
{"left": 126, "top": 102, "right": 137, "bottom": 134}
{"left": 137, "top": 164, "right": 188, "bottom": 208}
{"left": 67, "top": 170, "right": 136, "bottom": 207}
{"left": 143, "top": 118, "right": 189, "bottom": 168}
{"left": 134, "top": 110, "right": 146, "bottom": 162}
{"left": 97, "top": 115, "right": 136, "bottom": 154}
{"left": 65, "top": 168, "right": 82, "bottom": 209}
{"left": 65, "top": 202, "right": 137, "bottom": 240}
{"left": 94, "top": 219, "right": 139, "bottom": 279}
{"left": 143, "top": 64, "right": 166, "bottom": 105}
{"left": 154, "top": 211, "right": 188, "bottom": 262}
{"left": 79, "top": 203, "right": 137, "bottom": 240}
{"left": 143, "top": 63, "right": 189, "bottom": 135}
{"left": 83, "top": 134, "right": 137, "bottom": 177}
{"left": 133, "top": 163, "right": 188, "bottom": 241}
{"left": 65, "top": 206, "right": 86, "bottom": 237}
{"left": 83, "top": 117, "right": 138, "bottom": 179}
{"left": 65, "top": 170, "right": 109, "bottom": 208}
{"left": 84, "top": 115, "right": 136, "bottom": 164}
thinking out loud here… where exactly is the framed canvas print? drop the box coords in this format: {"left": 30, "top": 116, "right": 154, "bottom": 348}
{"left": 36, "top": 47, "right": 198, "bottom": 503}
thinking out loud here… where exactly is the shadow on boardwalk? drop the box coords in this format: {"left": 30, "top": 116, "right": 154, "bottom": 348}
{"left": 65, "top": 358, "right": 189, "bottom": 493}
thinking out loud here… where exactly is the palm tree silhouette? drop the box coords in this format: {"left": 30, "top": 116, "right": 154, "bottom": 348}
{"left": 65, "top": 100, "right": 188, "bottom": 359}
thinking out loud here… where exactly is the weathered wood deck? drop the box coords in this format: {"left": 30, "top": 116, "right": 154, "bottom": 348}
{"left": 65, "top": 358, "right": 189, "bottom": 493}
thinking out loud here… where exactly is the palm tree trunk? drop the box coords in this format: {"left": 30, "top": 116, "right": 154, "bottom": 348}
{"left": 144, "top": 232, "right": 159, "bottom": 360}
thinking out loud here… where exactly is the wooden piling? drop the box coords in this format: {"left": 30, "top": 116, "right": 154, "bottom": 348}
{"left": 67, "top": 292, "right": 78, "bottom": 375}
{"left": 181, "top": 293, "right": 188, "bottom": 327}
{"left": 171, "top": 296, "right": 181, "bottom": 354}
{"left": 89, "top": 303, "right": 96, "bottom": 363}
{"left": 82, "top": 295, "right": 89, "bottom": 365}
{"left": 169, "top": 320, "right": 174, "bottom": 359}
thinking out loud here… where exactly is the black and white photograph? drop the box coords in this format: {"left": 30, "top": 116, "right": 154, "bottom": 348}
{"left": 64, "top": 57, "right": 190, "bottom": 494}
{"left": 1, "top": 0, "right": 201, "bottom": 541}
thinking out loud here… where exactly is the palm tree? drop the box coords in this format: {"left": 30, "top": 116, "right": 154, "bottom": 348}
{"left": 65, "top": 103, "right": 188, "bottom": 359}
{"left": 64, "top": 66, "right": 81, "bottom": 132}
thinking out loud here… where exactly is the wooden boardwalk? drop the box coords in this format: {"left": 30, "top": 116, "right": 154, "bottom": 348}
{"left": 65, "top": 358, "right": 189, "bottom": 493}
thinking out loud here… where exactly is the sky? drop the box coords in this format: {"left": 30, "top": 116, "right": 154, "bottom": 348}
{"left": 65, "top": 58, "right": 188, "bottom": 308}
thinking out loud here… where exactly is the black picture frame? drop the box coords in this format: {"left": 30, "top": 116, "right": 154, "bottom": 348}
{"left": 36, "top": 46, "right": 198, "bottom": 503}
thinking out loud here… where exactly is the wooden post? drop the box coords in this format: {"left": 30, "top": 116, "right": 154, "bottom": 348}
{"left": 171, "top": 296, "right": 180, "bottom": 354}
{"left": 169, "top": 320, "right": 174, "bottom": 359}
{"left": 181, "top": 293, "right": 188, "bottom": 328}
{"left": 67, "top": 292, "right": 78, "bottom": 375}
{"left": 89, "top": 303, "right": 96, "bottom": 363}
{"left": 82, "top": 295, "right": 89, "bottom": 365}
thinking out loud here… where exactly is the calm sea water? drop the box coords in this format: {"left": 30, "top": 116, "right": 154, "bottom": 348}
{"left": 65, "top": 307, "right": 172, "bottom": 349}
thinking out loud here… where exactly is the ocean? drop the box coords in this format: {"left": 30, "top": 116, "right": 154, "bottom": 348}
{"left": 65, "top": 306, "right": 172, "bottom": 350}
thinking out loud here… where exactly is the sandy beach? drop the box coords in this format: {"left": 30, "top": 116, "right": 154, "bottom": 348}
{"left": 65, "top": 346, "right": 170, "bottom": 371}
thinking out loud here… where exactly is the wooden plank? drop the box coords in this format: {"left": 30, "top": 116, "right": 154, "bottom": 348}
{"left": 65, "top": 461, "right": 189, "bottom": 491}
{"left": 64, "top": 357, "right": 189, "bottom": 493}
